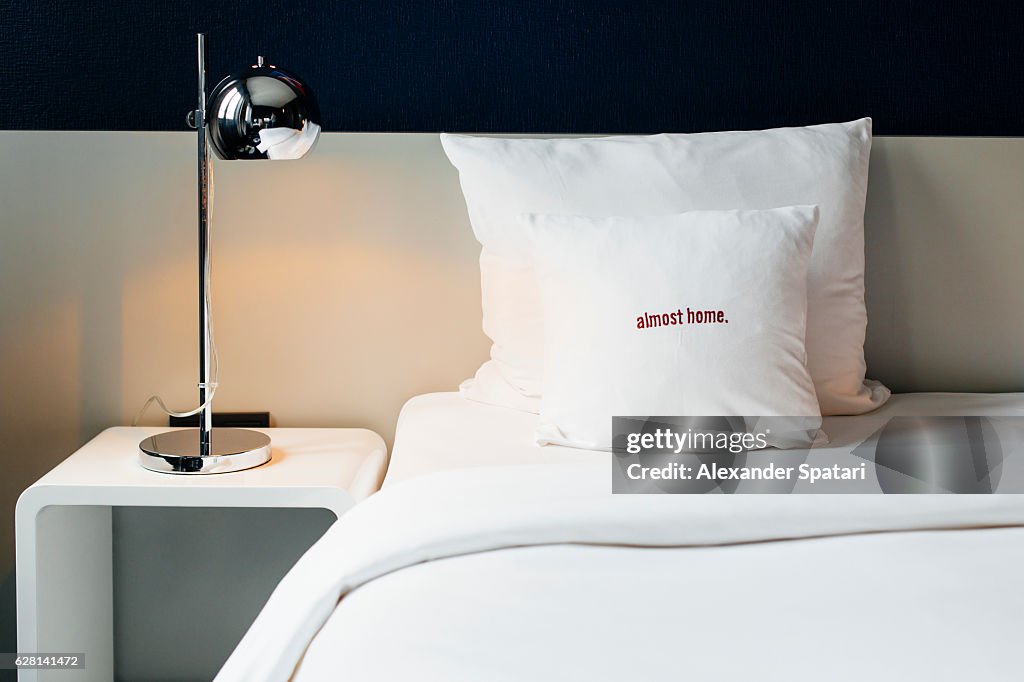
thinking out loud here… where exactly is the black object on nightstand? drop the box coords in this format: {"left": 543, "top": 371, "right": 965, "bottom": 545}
{"left": 170, "top": 412, "right": 270, "bottom": 428}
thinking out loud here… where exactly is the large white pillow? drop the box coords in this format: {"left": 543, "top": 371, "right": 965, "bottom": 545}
{"left": 441, "top": 120, "right": 890, "bottom": 416}
{"left": 526, "top": 207, "right": 822, "bottom": 450}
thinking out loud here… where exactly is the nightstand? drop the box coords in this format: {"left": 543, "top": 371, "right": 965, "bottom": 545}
{"left": 15, "top": 426, "right": 388, "bottom": 682}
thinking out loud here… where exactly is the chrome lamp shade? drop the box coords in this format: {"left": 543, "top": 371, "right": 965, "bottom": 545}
{"left": 138, "top": 34, "right": 320, "bottom": 474}
{"left": 208, "top": 57, "right": 321, "bottom": 161}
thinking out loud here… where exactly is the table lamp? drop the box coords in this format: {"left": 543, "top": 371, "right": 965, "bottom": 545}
{"left": 138, "top": 34, "right": 321, "bottom": 474}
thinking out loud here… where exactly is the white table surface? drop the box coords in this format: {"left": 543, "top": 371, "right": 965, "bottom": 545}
{"left": 28, "top": 426, "right": 387, "bottom": 501}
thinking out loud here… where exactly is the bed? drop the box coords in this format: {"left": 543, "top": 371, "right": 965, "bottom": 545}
{"left": 213, "top": 123, "right": 1024, "bottom": 680}
{"left": 215, "top": 391, "right": 1024, "bottom": 681}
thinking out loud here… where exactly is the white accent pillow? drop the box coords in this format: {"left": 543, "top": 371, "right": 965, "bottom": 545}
{"left": 441, "top": 120, "right": 890, "bottom": 416}
{"left": 526, "top": 207, "right": 822, "bottom": 451}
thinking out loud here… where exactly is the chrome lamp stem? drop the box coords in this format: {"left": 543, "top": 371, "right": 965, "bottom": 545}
{"left": 196, "top": 33, "right": 213, "bottom": 456}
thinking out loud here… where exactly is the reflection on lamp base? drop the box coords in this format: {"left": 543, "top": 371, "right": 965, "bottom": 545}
{"left": 138, "top": 428, "right": 272, "bottom": 474}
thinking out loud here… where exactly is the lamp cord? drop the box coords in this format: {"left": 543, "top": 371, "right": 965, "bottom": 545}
{"left": 132, "top": 157, "right": 220, "bottom": 426}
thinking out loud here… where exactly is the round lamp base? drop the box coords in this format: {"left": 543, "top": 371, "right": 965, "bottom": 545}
{"left": 138, "top": 428, "right": 272, "bottom": 474}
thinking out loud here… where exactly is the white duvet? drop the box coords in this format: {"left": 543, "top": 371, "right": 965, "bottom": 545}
{"left": 216, "top": 462, "right": 1024, "bottom": 681}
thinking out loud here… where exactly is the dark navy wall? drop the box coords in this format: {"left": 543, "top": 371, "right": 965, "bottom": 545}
{"left": 3, "top": 0, "right": 1023, "bottom": 134}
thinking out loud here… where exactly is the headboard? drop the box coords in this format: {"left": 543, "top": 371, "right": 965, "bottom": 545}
{"left": 861, "top": 136, "right": 1024, "bottom": 391}
{"left": 1, "top": 132, "right": 1022, "bottom": 456}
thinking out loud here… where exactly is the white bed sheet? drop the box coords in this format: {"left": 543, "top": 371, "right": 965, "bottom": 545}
{"left": 385, "top": 390, "right": 1024, "bottom": 485}
{"left": 385, "top": 392, "right": 596, "bottom": 485}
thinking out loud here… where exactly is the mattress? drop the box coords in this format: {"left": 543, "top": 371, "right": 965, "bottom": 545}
{"left": 385, "top": 391, "right": 1024, "bottom": 485}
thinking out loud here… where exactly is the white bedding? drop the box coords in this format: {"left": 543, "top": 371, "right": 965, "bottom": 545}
{"left": 385, "top": 392, "right": 599, "bottom": 485}
{"left": 301, "top": 528, "right": 1024, "bottom": 681}
{"left": 386, "top": 390, "right": 1024, "bottom": 484}
{"left": 217, "top": 392, "right": 1024, "bottom": 681}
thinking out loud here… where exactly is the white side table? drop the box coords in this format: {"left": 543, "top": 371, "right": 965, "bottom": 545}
{"left": 16, "top": 426, "right": 388, "bottom": 682}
